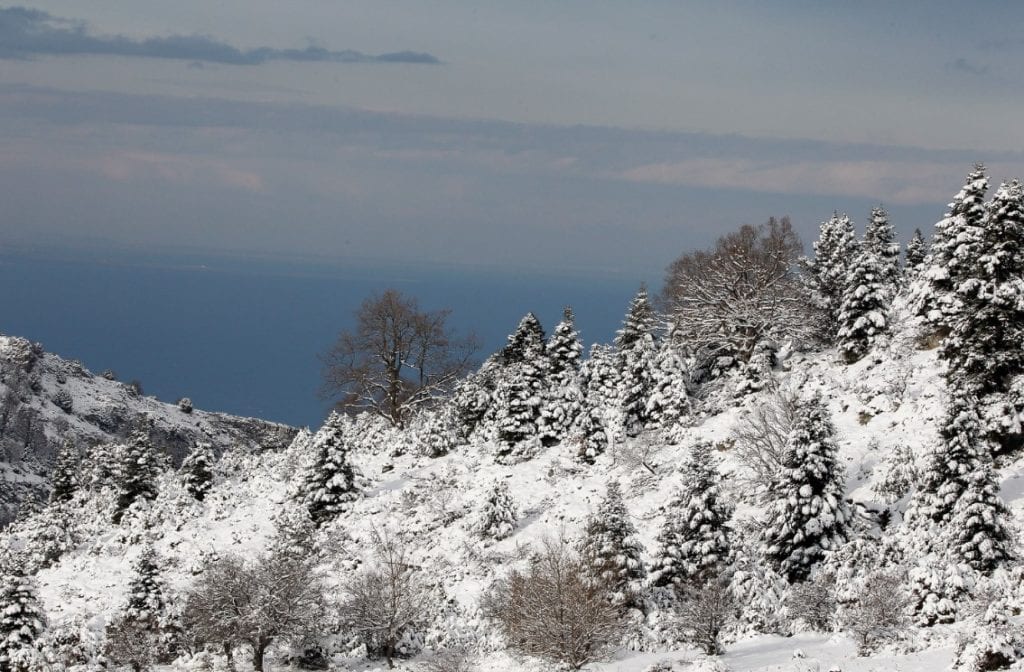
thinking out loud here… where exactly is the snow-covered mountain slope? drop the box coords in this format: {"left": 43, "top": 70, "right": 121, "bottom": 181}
{"left": 0, "top": 334, "right": 298, "bottom": 525}
{"left": 10, "top": 309, "right": 1022, "bottom": 672}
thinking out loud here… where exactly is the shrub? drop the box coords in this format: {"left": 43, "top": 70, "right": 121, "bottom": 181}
{"left": 177, "top": 397, "right": 194, "bottom": 414}
{"left": 787, "top": 571, "right": 837, "bottom": 632}
{"left": 52, "top": 389, "right": 73, "bottom": 413}
{"left": 674, "top": 575, "right": 736, "bottom": 655}
{"left": 842, "top": 570, "right": 910, "bottom": 655}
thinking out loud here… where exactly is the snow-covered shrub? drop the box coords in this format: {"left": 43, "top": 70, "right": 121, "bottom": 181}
{"left": 177, "top": 397, "right": 193, "bottom": 414}
{"left": 872, "top": 443, "right": 918, "bottom": 504}
{"left": 952, "top": 599, "right": 1024, "bottom": 671}
{"left": 673, "top": 574, "right": 736, "bottom": 655}
{"left": 908, "top": 554, "right": 970, "bottom": 626}
{"left": 787, "top": 571, "right": 837, "bottom": 632}
{"left": 51, "top": 389, "right": 73, "bottom": 414}
{"left": 473, "top": 480, "right": 518, "bottom": 541}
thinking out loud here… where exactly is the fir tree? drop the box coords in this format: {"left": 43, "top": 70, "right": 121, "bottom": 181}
{"left": 947, "top": 454, "right": 1014, "bottom": 574}
{"left": 580, "top": 481, "right": 645, "bottom": 606}
{"left": 863, "top": 206, "right": 901, "bottom": 291}
{"left": 113, "top": 430, "right": 161, "bottom": 523}
{"left": 300, "top": 418, "right": 360, "bottom": 526}
{"left": 614, "top": 285, "right": 655, "bottom": 352}
{"left": 904, "top": 228, "right": 927, "bottom": 277}
{"left": 916, "top": 164, "right": 988, "bottom": 332}
{"left": 645, "top": 330, "right": 689, "bottom": 430}
{"left": 619, "top": 332, "right": 658, "bottom": 438}
{"left": 575, "top": 402, "right": 608, "bottom": 465}
{"left": 180, "top": 442, "right": 215, "bottom": 502}
{"left": 581, "top": 343, "right": 621, "bottom": 413}
{"left": 451, "top": 358, "right": 499, "bottom": 440}
{"left": 49, "top": 439, "right": 78, "bottom": 505}
{"left": 941, "top": 179, "right": 1024, "bottom": 399}
{"left": 473, "top": 480, "right": 518, "bottom": 541}
{"left": 652, "top": 442, "right": 733, "bottom": 588}
{"left": 804, "top": 212, "right": 858, "bottom": 340}
{"left": 124, "top": 543, "right": 166, "bottom": 629}
{"left": 836, "top": 241, "right": 891, "bottom": 363}
{"left": 500, "top": 312, "right": 546, "bottom": 366}
{"left": 494, "top": 314, "right": 549, "bottom": 461}
{"left": 540, "top": 307, "right": 584, "bottom": 445}
{"left": 762, "top": 394, "right": 850, "bottom": 582}
{"left": 0, "top": 570, "right": 45, "bottom": 672}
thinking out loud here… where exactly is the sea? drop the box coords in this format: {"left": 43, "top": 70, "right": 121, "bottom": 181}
{"left": 0, "top": 248, "right": 650, "bottom": 429}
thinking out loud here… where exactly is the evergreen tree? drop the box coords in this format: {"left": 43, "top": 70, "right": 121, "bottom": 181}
{"left": 614, "top": 285, "right": 656, "bottom": 352}
{"left": 940, "top": 179, "right": 1024, "bottom": 399}
{"left": 581, "top": 343, "right": 621, "bottom": 413}
{"left": 451, "top": 358, "right": 499, "bottom": 440}
{"left": 49, "top": 439, "right": 78, "bottom": 505}
{"left": 836, "top": 241, "right": 891, "bottom": 363}
{"left": 804, "top": 212, "right": 858, "bottom": 340}
{"left": 652, "top": 442, "right": 733, "bottom": 588}
{"left": 125, "top": 543, "right": 166, "bottom": 628}
{"left": 864, "top": 206, "right": 901, "bottom": 290}
{"left": 947, "top": 453, "right": 1014, "bottom": 574}
{"left": 580, "top": 481, "right": 645, "bottom": 606}
{"left": 904, "top": 228, "right": 927, "bottom": 277}
{"left": 540, "top": 307, "right": 584, "bottom": 445}
{"left": 619, "top": 332, "right": 658, "bottom": 438}
{"left": 494, "top": 314, "right": 549, "bottom": 461}
{"left": 300, "top": 418, "right": 360, "bottom": 526}
{"left": 0, "top": 570, "right": 45, "bottom": 671}
{"left": 180, "top": 442, "right": 215, "bottom": 502}
{"left": 916, "top": 164, "right": 988, "bottom": 332}
{"left": 113, "top": 430, "right": 161, "bottom": 523}
{"left": 762, "top": 394, "right": 850, "bottom": 582}
{"left": 574, "top": 402, "right": 608, "bottom": 465}
{"left": 473, "top": 480, "right": 518, "bottom": 541}
{"left": 645, "top": 330, "right": 689, "bottom": 430}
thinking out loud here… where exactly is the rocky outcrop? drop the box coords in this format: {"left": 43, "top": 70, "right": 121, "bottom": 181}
{"left": 0, "top": 334, "right": 298, "bottom": 526}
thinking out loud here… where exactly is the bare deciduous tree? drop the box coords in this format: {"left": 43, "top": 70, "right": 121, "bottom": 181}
{"left": 338, "top": 532, "right": 432, "bottom": 668}
{"left": 320, "top": 289, "right": 479, "bottom": 428}
{"left": 729, "top": 380, "right": 801, "bottom": 496}
{"left": 181, "top": 551, "right": 323, "bottom": 672}
{"left": 487, "top": 537, "right": 623, "bottom": 670}
{"left": 674, "top": 575, "right": 736, "bottom": 656}
{"left": 662, "top": 217, "right": 811, "bottom": 370}
{"left": 842, "top": 570, "right": 910, "bottom": 655}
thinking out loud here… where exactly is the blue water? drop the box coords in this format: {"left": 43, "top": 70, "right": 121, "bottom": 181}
{"left": 0, "top": 250, "right": 648, "bottom": 428}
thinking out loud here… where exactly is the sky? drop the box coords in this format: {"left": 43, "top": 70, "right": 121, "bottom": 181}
{"left": 3, "top": 1, "right": 1024, "bottom": 276}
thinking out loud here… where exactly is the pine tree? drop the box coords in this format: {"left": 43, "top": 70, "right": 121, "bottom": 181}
{"left": 804, "top": 212, "right": 858, "bottom": 340}
{"left": 915, "top": 164, "right": 988, "bottom": 332}
{"left": 113, "top": 430, "right": 161, "bottom": 523}
{"left": 941, "top": 179, "right": 1024, "bottom": 399}
{"left": 124, "top": 543, "right": 166, "bottom": 628}
{"left": 646, "top": 331, "right": 689, "bottom": 430}
{"left": 580, "top": 481, "right": 645, "bottom": 606}
{"left": 614, "top": 285, "right": 656, "bottom": 352}
{"left": 575, "top": 402, "right": 608, "bottom": 465}
{"left": 762, "top": 394, "right": 850, "bottom": 582}
{"left": 581, "top": 343, "right": 621, "bottom": 413}
{"left": 180, "top": 442, "right": 214, "bottom": 502}
{"left": 474, "top": 480, "right": 518, "bottom": 541}
{"left": 836, "top": 241, "right": 891, "bottom": 363}
{"left": 620, "top": 332, "right": 658, "bottom": 438}
{"left": 452, "top": 358, "right": 499, "bottom": 440}
{"left": 494, "top": 313, "right": 549, "bottom": 461}
{"left": 864, "top": 206, "right": 901, "bottom": 291}
{"left": 947, "top": 454, "right": 1014, "bottom": 574}
{"left": 49, "top": 439, "right": 78, "bottom": 505}
{"left": 652, "top": 442, "right": 733, "bottom": 588}
{"left": 300, "top": 418, "right": 360, "bottom": 526}
{"left": 540, "top": 307, "right": 584, "bottom": 445}
{"left": 500, "top": 312, "right": 546, "bottom": 366}
{"left": 0, "top": 570, "right": 45, "bottom": 671}
{"left": 904, "top": 228, "right": 927, "bottom": 277}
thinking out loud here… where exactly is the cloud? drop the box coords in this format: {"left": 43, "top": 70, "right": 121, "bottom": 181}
{"left": 0, "top": 6, "right": 440, "bottom": 65}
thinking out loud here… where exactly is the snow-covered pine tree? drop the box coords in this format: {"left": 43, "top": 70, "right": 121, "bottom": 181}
{"left": 645, "top": 328, "right": 689, "bottom": 431}
{"left": 451, "top": 357, "right": 499, "bottom": 440}
{"left": 574, "top": 401, "right": 609, "bottom": 465}
{"left": 300, "top": 418, "right": 360, "bottom": 526}
{"left": 864, "top": 206, "right": 901, "bottom": 291}
{"left": 49, "top": 439, "right": 78, "bottom": 505}
{"left": 494, "top": 313, "right": 548, "bottom": 462}
{"left": 940, "top": 179, "right": 1024, "bottom": 401}
{"left": 580, "top": 480, "right": 646, "bottom": 606}
{"left": 614, "top": 285, "right": 656, "bottom": 353}
{"left": 915, "top": 164, "right": 988, "bottom": 333}
{"left": 836, "top": 238, "right": 891, "bottom": 363}
{"left": 620, "top": 332, "right": 658, "bottom": 438}
{"left": 540, "top": 307, "right": 584, "bottom": 445}
{"left": 0, "top": 569, "right": 45, "bottom": 671}
{"left": 473, "top": 480, "right": 518, "bottom": 541}
{"left": 804, "top": 212, "right": 858, "bottom": 341}
{"left": 762, "top": 393, "right": 850, "bottom": 582}
{"left": 947, "top": 453, "right": 1014, "bottom": 574}
{"left": 113, "top": 429, "right": 162, "bottom": 523}
{"left": 904, "top": 228, "right": 928, "bottom": 278}
{"left": 581, "top": 343, "right": 621, "bottom": 413}
{"left": 652, "top": 442, "right": 733, "bottom": 588}
{"left": 124, "top": 543, "right": 166, "bottom": 629}
{"left": 180, "top": 442, "right": 215, "bottom": 502}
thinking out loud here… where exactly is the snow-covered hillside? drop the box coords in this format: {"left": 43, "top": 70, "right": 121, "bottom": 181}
{"left": 0, "top": 334, "right": 298, "bottom": 525}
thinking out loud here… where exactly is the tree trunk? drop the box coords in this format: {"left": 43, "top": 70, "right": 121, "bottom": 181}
{"left": 251, "top": 639, "right": 269, "bottom": 672}
{"left": 223, "top": 642, "right": 235, "bottom": 672}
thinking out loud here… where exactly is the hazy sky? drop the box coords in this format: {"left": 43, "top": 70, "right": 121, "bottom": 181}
{"left": 3, "top": 1, "right": 1024, "bottom": 275}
